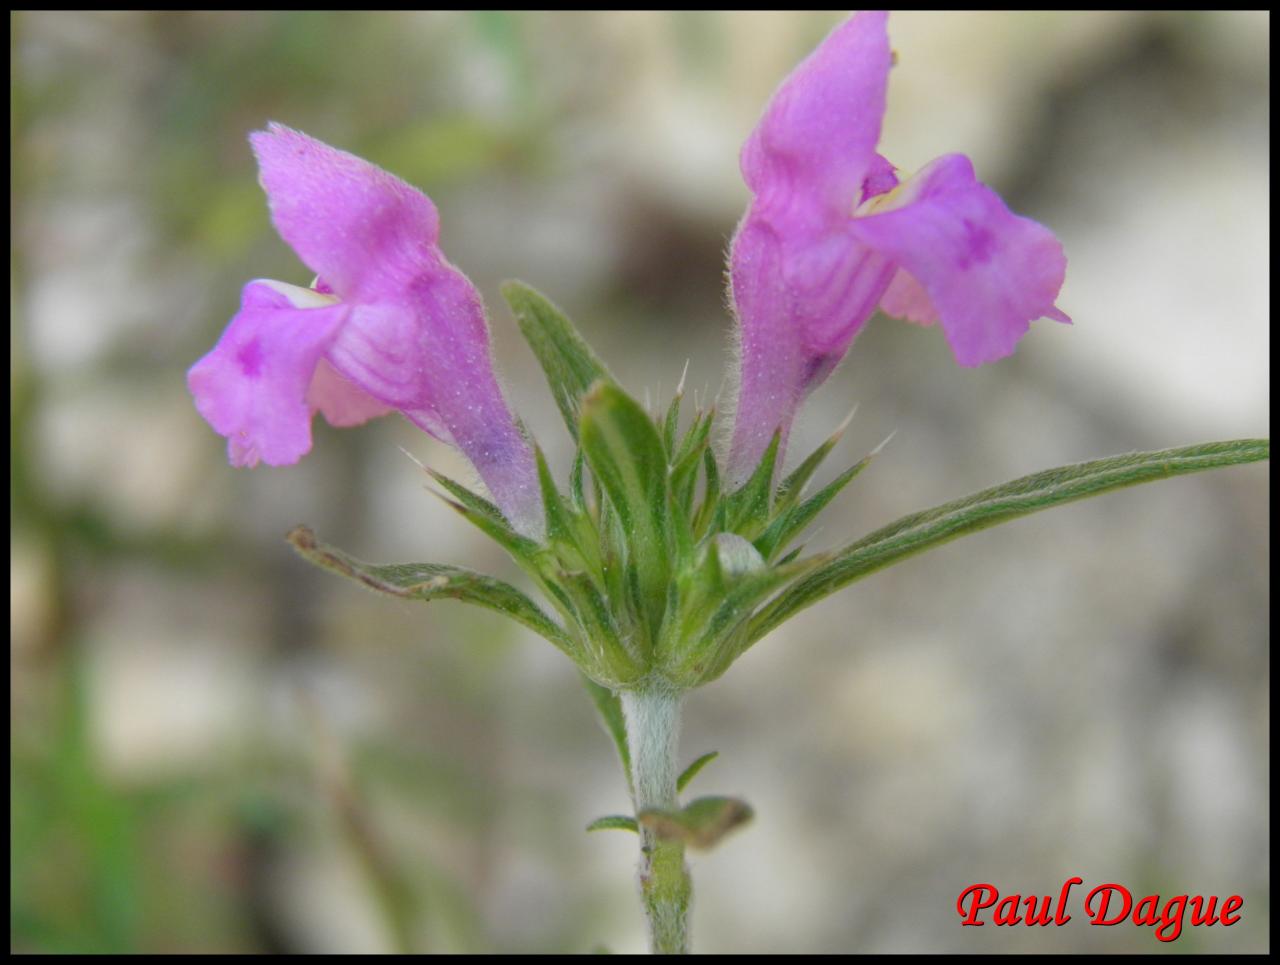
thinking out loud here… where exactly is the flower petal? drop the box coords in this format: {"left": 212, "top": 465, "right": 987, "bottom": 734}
{"left": 726, "top": 211, "right": 895, "bottom": 486}
{"left": 323, "top": 263, "right": 540, "bottom": 535}
{"left": 306, "top": 359, "right": 394, "bottom": 428}
{"left": 850, "top": 153, "right": 1069, "bottom": 366}
{"left": 726, "top": 217, "right": 808, "bottom": 486}
{"left": 741, "top": 11, "right": 890, "bottom": 213}
{"left": 878, "top": 268, "right": 938, "bottom": 326}
{"left": 784, "top": 224, "right": 897, "bottom": 356}
{"left": 188, "top": 280, "right": 348, "bottom": 467}
{"left": 250, "top": 123, "right": 440, "bottom": 303}
{"left": 859, "top": 153, "right": 899, "bottom": 206}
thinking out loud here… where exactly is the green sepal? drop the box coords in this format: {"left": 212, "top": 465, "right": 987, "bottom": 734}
{"left": 676, "top": 751, "right": 719, "bottom": 793}
{"left": 724, "top": 430, "right": 781, "bottom": 536}
{"left": 637, "top": 796, "right": 753, "bottom": 850}
{"left": 591, "top": 488, "right": 629, "bottom": 623}
{"left": 286, "top": 526, "right": 575, "bottom": 658}
{"left": 661, "top": 362, "right": 688, "bottom": 456}
{"left": 692, "top": 446, "right": 721, "bottom": 539}
{"left": 658, "top": 534, "right": 830, "bottom": 686}
{"left": 502, "top": 280, "right": 613, "bottom": 441}
{"left": 570, "top": 448, "right": 588, "bottom": 513}
{"left": 669, "top": 409, "right": 714, "bottom": 518}
{"left": 749, "top": 438, "right": 1271, "bottom": 644}
{"left": 754, "top": 444, "right": 880, "bottom": 561}
{"left": 775, "top": 543, "right": 805, "bottom": 566}
{"left": 672, "top": 549, "right": 833, "bottom": 686}
{"left": 653, "top": 533, "right": 744, "bottom": 663}
{"left": 535, "top": 446, "right": 579, "bottom": 548}
{"left": 559, "top": 568, "right": 640, "bottom": 682}
{"left": 425, "top": 468, "right": 542, "bottom": 565}
{"left": 425, "top": 466, "right": 510, "bottom": 528}
{"left": 671, "top": 407, "right": 713, "bottom": 469}
{"left": 579, "top": 381, "right": 672, "bottom": 643}
{"left": 774, "top": 407, "right": 856, "bottom": 514}
{"left": 581, "top": 675, "right": 631, "bottom": 793}
{"left": 586, "top": 815, "right": 638, "bottom": 834}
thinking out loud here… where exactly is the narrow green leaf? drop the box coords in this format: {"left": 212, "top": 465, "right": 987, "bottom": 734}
{"left": 586, "top": 815, "right": 638, "bottom": 834}
{"left": 287, "top": 527, "right": 576, "bottom": 657}
{"left": 661, "top": 361, "right": 689, "bottom": 455}
{"left": 775, "top": 543, "right": 805, "bottom": 566}
{"left": 749, "top": 439, "right": 1270, "bottom": 643}
{"left": 701, "top": 530, "right": 726, "bottom": 589}
{"left": 693, "top": 446, "right": 721, "bottom": 539}
{"left": 654, "top": 534, "right": 735, "bottom": 662}
{"left": 581, "top": 675, "right": 631, "bottom": 791}
{"left": 432, "top": 491, "right": 543, "bottom": 567}
{"left": 682, "top": 551, "right": 833, "bottom": 684}
{"left": 725, "top": 430, "right": 781, "bottom": 534}
{"left": 637, "top": 796, "right": 753, "bottom": 850}
{"left": 669, "top": 409, "right": 714, "bottom": 515}
{"left": 570, "top": 448, "right": 587, "bottom": 512}
{"left": 668, "top": 411, "right": 714, "bottom": 559}
{"left": 595, "top": 489, "right": 630, "bottom": 620}
{"left": 755, "top": 444, "right": 880, "bottom": 561}
{"left": 502, "top": 280, "right": 613, "bottom": 440}
{"left": 535, "top": 446, "right": 577, "bottom": 546}
{"left": 662, "top": 545, "right": 831, "bottom": 685}
{"left": 425, "top": 466, "right": 509, "bottom": 528}
{"left": 775, "top": 406, "right": 856, "bottom": 513}
{"left": 559, "top": 569, "right": 639, "bottom": 682}
{"left": 672, "top": 407, "right": 714, "bottom": 469}
{"left": 424, "top": 467, "right": 543, "bottom": 567}
{"left": 528, "top": 574, "right": 583, "bottom": 642}
{"left": 676, "top": 751, "right": 719, "bottom": 793}
{"left": 669, "top": 493, "right": 694, "bottom": 566}
{"left": 579, "top": 381, "right": 672, "bottom": 640}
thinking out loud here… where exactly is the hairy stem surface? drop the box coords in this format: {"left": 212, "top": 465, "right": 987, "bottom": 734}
{"left": 621, "top": 687, "right": 691, "bottom": 954}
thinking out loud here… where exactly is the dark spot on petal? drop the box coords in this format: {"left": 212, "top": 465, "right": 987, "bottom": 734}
{"left": 237, "top": 339, "right": 264, "bottom": 377}
{"left": 801, "top": 352, "right": 840, "bottom": 392}
{"left": 958, "top": 219, "right": 996, "bottom": 270}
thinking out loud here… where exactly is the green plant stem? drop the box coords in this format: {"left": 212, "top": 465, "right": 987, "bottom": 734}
{"left": 620, "top": 687, "right": 692, "bottom": 954}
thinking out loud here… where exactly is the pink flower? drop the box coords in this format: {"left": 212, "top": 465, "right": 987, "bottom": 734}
{"left": 188, "top": 124, "right": 541, "bottom": 536}
{"left": 727, "top": 11, "right": 1069, "bottom": 485}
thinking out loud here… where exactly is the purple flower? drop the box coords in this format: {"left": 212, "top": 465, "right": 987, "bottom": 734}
{"left": 726, "top": 11, "right": 1069, "bottom": 485}
{"left": 188, "top": 124, "right": 541, "bottom": 536}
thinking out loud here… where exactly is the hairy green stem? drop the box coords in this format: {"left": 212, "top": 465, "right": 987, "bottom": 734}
{"left": 621, "top": 687, "right": 692, "bottom": 954}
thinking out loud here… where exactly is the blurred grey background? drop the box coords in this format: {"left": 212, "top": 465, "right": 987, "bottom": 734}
{"left": 10, "top": 11, "right": 1268, "bottom": 953}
